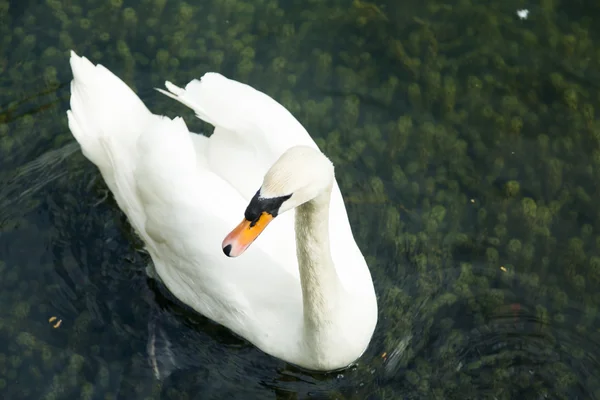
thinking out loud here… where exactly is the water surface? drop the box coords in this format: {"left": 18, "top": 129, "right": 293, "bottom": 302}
{"left": 1, "top": 0, "right": 600, "bottom": 399}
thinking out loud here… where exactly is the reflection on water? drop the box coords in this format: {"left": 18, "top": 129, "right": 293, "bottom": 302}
{"left": 2, "top": 0, "right": 600, "bottom": 398}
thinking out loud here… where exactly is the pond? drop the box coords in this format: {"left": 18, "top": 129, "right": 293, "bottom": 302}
{"left": 1, "top": 0, "right": 600, "bottom": 399}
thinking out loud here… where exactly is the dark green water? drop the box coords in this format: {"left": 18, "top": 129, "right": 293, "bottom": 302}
{"left": 1, "top": 0, "right": 600, "bottom": 399}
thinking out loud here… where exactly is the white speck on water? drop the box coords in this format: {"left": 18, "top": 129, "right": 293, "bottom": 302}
{"left": 517, "top": 9, "right": 529, "bottom": 19}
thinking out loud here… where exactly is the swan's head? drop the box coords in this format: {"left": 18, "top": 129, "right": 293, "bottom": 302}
{"left": 222, "top": 145, "right": 334, "bottom": 257}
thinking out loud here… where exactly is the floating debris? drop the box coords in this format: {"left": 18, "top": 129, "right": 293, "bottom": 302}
{"left": 147, "top": 319, "right": 178, "bottom": 380}
{"left": 48, "top": 316, "right": 62, "bottom": 328}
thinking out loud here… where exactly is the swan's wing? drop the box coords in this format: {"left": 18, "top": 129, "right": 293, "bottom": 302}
{"left": 157, "top": 73, "right": 319, "bottom": 200}
{"left": 158, "top": 74, "right": 371, "bottom": 291}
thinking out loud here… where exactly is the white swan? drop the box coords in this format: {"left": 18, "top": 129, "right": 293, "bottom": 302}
{"left": 66, "top": 51, "right": 378, "bottom": 371}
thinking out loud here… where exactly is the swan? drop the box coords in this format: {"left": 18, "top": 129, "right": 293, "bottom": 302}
{"left": 66, "top": 51, "right": 378, "bottom": 371}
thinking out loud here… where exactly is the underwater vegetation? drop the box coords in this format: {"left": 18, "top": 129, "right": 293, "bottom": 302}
{"left": 1, "top": 0, "right": 600, "bottom": 398}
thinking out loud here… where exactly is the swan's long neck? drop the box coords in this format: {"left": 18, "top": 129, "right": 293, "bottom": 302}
{"left": 294, "top": 185, "right": 343, "bottom": 358}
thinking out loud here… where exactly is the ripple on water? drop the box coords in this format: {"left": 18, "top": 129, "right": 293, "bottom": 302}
{"left": 377, "top": 264, "right": 600, "bottom": 399}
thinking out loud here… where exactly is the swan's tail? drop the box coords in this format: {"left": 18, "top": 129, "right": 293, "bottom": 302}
{"left": 67, "top": 51, "right": 199, "bottom": 245}
{"left": 67, "top": 51, "right": 152, "bottom": 171}
{"left": 66, "top": 51, "right": 156, "bottom": 233}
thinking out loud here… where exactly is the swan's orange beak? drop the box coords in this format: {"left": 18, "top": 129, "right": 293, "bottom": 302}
{"left": 222, "top": 212, "right": 274, "bottom": 257}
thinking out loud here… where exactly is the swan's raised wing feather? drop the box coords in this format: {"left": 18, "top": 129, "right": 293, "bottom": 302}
{"left": 158, "top": 73, "right": 312, "bottom": 147}
{"left": 157, "top": 73, "right": 319, "bottom": 200}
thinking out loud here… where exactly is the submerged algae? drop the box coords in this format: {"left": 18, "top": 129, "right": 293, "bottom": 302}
{"left": 1, "top": 0, "right": 600, "bottom": 398}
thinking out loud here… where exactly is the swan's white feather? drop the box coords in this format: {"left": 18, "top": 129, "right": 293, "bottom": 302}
{"left": 67, "top": 51, "right": 377, "bottom": 370}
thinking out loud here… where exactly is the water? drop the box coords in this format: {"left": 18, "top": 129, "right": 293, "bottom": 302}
{"left": 1, "top": 0, "right": 600, "bottom": 398}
